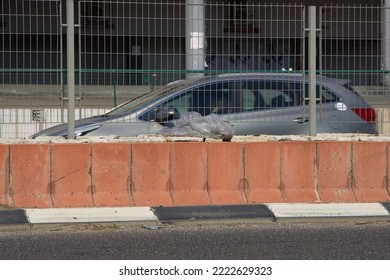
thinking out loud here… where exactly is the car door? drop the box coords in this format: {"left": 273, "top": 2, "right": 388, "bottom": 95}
{"left": 302, "top": 82, "right": 346, "bottom": 133}
{"left": 225, "top": 78, "right": 308, "bottom": 135}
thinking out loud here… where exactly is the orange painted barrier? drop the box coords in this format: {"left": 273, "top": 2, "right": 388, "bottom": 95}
{"left": 170, "top": 143, "right": 210, "bottom": 205}
{"left": 10, "top": 144, "right": 52, "bottom": 208}
{"left": 244, "top": 142, "right": 284, "bottom": 203}
{"left": 317, "top": 142, "right": 356, "bottom": 202}
{"left": 51, "top": 143, "right": 94, "bottom": 207}
{"left": 207, "top": 142, "right": 247, "bottom": 204}
{"left": 131, "top": 143, "right": 173, "bottom": 206}
{"left": 92, "top": 143, "right": 133, "bottom": 207}
{"left": 0, "top": 145, "right": 9, "bottom": 205}
{"left": 1, "top": 141, "right": 389, "bottom": 209}
{"left": 280, "top": 142, "right": 319, "bottom": 202}
{"left": 352, "top": 142, "right": 388, "bottom": 202}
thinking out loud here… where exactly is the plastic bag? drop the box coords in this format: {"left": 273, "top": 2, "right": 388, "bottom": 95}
{"left": 159, "top": 112, "right": 234, "bottom": 141}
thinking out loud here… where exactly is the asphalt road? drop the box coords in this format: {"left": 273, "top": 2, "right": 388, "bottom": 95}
{"left": 1, "top": 220, "right": 390, "bottom": 260}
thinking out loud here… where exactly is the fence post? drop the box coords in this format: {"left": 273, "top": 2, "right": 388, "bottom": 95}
{"left": 66, "top": 0, "right": 75, "bottom": 139}
{"left": 308, "top": 6, "right": 317, "bottom": 136}
{"left": 186, "top": 0, "right": 205, "bottom": 79}
{"left": 383, "top": 0, "right": 390, "bottom": 87}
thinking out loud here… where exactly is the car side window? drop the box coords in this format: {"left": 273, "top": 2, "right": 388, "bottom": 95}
{"left": 190, "top": 84, "right": 213, "bottom": 116}
{"left": 304, "top": 85, "right": 339, "bottom": 104}
{"left": 190, "top": 82, "right": 237, "bottom": 115}
{"left": 138, "top": 81, "right": 237, "bottom": 122}
{"left": 259, "top": 81, "right": 302, "bottom": 109}
{"left": 138, "top": 91, "right": 192, "bottom": 122}
{"left": 288, "top": 82, "right": 304, "bottom": 106}
{"left": 241, "top": 88, "right": 256, "bottom": 111}
{"left": 241, "top": 81, "right": 265, "bottom": 111}
{"left": 241, "top": 80, "right": 303, "bottom": 111}
{"left": 321, "top": 87, "right": 339, "bottom": 103}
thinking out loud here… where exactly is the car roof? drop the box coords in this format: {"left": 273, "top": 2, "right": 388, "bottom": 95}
{"left": 183, "top": 72, "right": 350, "bottom": 88}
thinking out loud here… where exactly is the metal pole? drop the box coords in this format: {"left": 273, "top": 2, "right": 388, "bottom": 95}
{"left": 308, "top": 6, "right": 317, "bottom": 136}
{"left": 66, "top": 0, "right": 75, "bottom": 139}
{"left": 113, "top": 71, "right": 117, "bottom": 107}
{"left": 383, "top": 0, "right": 390, "bottom": 87}
{"left": 186, "top": 0, "right": 205, "bottom": 79}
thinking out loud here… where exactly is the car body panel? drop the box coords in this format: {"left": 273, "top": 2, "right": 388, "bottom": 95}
{"left": 86, "top": 122, "right": 164, "bottom": 137}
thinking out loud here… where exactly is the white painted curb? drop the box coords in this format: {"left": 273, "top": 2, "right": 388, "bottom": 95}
{"left": 266, "top": 203, "right": 390, "bottom": 218}
{"left": 2, "top": 203, "right": 389, "bottom": 224}
{"left": 25, "top": 207, "right": 158, "bottom": 224}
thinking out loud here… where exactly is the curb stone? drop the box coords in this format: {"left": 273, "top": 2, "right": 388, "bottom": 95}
{"left": 1, "top": 203, "right": 390, "bottom": 225}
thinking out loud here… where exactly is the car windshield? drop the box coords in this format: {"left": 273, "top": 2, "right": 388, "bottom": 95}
{"left": 105, "top": 79, "right": 198, "bottom": 116}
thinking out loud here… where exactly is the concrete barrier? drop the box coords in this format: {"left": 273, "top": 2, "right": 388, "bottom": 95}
{"left": 10, "top": 144, "right": 52, "bottom": 208}
{"left": 352, "top": 142, "right": 388, "bottom": 202}
{"left": 0, "top": 141, "right": 389, "bottom": 208}
{"left": 92, "top": 143, "right": 133, "bottom": 207}
{"left": 0, "top": 145, "right": 9, "bottom": 205}
{"left": 280, "top": 142, "right": 319, "bottom": 202}
{"left": 51, "top": 143, "right": 94, "bottom": 207}
{"left": 245, "top": 142, "right": 284, "bottom": 203}
{"left": 132, "top": 143, "right": 173, "bottom": 206}
{"left": 317, "top": 142, "right": 356, "bottom": 202}
{"left": 170, "top": 143, "right": 210, "bottom": 205}
{"left": 208, "top": 142, "right": 247, "bottom": 204}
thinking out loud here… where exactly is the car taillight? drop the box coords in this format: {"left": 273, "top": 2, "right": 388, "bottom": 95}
{"left": 351, "top": 108, "right": 376, "bottom": 122}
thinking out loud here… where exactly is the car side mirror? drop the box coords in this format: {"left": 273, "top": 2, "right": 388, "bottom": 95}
{"left": 155, "top": 107, "right": 176, "bottom": 122}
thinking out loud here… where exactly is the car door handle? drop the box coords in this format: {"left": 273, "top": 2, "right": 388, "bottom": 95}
{"left": 293, "top": 117, "right": 309, "bottom": 123}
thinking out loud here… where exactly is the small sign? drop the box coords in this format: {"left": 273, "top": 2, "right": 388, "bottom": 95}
{"left": 32, "top": 109, "right": 43, "bottom": 122}
{"left": 190, "top": 32, "right": 204, "bottom": 50}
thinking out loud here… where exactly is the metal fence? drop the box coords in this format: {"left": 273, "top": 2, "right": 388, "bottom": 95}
{"left": 77, "top": 1, "right": 305, "bottom": 98}
{"left": 0, "top": 0, "right": 389, "bottom": 138}
{"left": 319, "top": 4, "right": 390, "bottom": 134}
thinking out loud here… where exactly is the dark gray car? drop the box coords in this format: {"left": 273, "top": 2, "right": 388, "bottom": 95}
{"left": 31, "top": 73, "right": 377, "bottom": 138}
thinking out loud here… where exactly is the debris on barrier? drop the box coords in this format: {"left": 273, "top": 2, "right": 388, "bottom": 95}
{"left": 159, "top": 112, "right": 234, "bottom": 141}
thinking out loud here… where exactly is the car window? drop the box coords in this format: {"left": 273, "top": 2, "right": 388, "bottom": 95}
{"left": 286, "top": 81, "right": 303, "bottom": 106}
{"left": 321, "top": 87, "right": 339, "bottom": 103}
{"left": 138, "top": 81, "right": 237, "bottom": 122}
{"left": 242, "top": 80, "right": 303, "bottom": 110}
{"left": 241, "top": 81, "right": 265, "bottom": 111}
{"left": 106, "top": 79, "right": 195, "bottom": 117}
{"left": 189, "top": 81, "right": 237, "bottom": 115}
{"left": 241, "top": 88, "right": 256, "bottom": 110}
{"left": 304, "top": 85, "right": 339, "bottom": 104}
{"left": 138, "top": 91, "right": 191, "bottom": 122}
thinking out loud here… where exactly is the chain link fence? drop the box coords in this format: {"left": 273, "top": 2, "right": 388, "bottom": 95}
{"left": 1, "top": 0, "right": 389, "bottom": 138}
